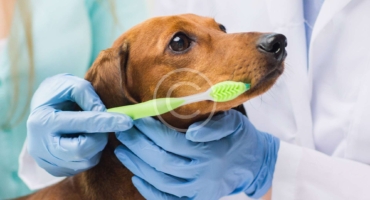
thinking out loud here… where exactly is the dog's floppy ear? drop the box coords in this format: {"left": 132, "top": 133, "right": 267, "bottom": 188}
{"left": 85, "top": 42, "right": 133, "bottom": 109}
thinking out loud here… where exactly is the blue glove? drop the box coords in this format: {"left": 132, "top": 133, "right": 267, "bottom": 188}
{"left": 115, "top": 109, "right": 279, "bottom": 200}
{"left": 27, "top": 74, "right": 133, "bottom": 176}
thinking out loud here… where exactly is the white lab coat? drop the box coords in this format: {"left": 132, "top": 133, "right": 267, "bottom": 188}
{"left": 19, "top": 0, "right": 370, "bottom": 199}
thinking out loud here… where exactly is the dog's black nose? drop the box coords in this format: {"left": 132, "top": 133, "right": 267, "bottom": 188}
{"left": 258, "top": 34, "right": 287, "bottom": 60}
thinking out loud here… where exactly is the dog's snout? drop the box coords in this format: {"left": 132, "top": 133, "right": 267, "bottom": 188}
{"left": 257, "top": 34, "right": 287, "bottom": 60}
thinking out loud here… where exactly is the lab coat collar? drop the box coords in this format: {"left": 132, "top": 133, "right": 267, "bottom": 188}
{"left": 308, "top": 0, "right": 353, "bottom": 73}
{"left": 265, "top": 0, "right": 354, "bottom": 56}
{"left": 265, "top": 0, "right": 304, "bottom": 30}
{"left": 310, "top": 0, "right": 353, "bottom": 49}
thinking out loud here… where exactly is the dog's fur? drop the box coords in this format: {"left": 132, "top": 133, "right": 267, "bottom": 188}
{"left": 19, "top": 14, "right": 285, "bottom": 199}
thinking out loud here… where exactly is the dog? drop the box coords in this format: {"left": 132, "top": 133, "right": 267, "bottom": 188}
{"left": 18, "top": 14, "right": 286, "bottom": 199}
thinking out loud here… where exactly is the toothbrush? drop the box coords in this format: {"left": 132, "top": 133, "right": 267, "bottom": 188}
{"left": 107, "top": 81, "right": 250, "bottom": 120}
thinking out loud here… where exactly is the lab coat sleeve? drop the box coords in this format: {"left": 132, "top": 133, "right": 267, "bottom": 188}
{"left": 18, "top": 140, "right": 65, "bottom": 190}
{"left": 272, "top": 141, "right": 370, "bottom": 200}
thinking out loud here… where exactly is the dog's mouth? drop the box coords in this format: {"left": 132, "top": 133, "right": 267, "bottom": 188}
{"left": 260, "top": 64, "right": 284, "bottom": 83}
{"left": 247, "top": 63, "right": 285, "bottom": 93}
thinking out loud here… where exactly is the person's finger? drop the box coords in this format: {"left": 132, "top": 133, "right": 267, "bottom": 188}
{"left": 134, "top": 117, "right": 202, "bottom": 157}
{"left": 32, "top": 153, "right": 100, "bottom": 176}
{"left": 186, "top": 110, "right": 243, "bottom": 142}
{"left": 132, "top": 176, "right": 188, "bottom": 200}
{"left": 115, "top": 145, "right": 196, "bottom": 198}
{"left": 28, "top": 108, "right": 133, "bottom": 134}
{"left": 49, "top": 133, "right": 108, "bottom": 162}
{"left": 116, "top": 130, "right": 199, "bottom": 179}
{"left": 53, "top": 110, "right": 133, "bottom": 133}
{"left": 66, "top": 76, "right": 106, "bottom": 112}
{"left": 31, "top": 74, "right": 105, "bottom": 112}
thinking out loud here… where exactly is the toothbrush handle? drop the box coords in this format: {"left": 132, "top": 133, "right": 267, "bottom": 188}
{"left": 107, "top": 98, "right": 185, "bottom": 120}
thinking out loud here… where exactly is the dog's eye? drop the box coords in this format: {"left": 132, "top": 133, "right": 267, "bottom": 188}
{"left": 169, "top": 33, "right": 191, "bottom": 52}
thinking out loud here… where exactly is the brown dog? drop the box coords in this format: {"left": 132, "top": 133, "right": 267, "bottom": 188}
{"left": 19, "top": 14, "right": 286, "bottom": 199}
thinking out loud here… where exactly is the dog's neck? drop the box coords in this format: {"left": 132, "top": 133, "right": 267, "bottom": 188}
{"left": 74, "top": 134, "right": 144, "bottom": 199}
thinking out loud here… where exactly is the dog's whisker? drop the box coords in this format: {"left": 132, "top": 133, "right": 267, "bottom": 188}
{"left": 204, "top": 3, "right": 218, "bottom": 19}
{"left": 284, "top": 62, "right": 294, "bottom": 70}
{"left": 279, "top": 70, "right": 290, "bottom": 80}
{"left": 266, "top": 88, "right": 278, "bottom": 102}
{"left": 282, "top": 63, "right": 295, "bottom": 77}
{"left": 259, "top": 95, "right": 266, "bottom": 104}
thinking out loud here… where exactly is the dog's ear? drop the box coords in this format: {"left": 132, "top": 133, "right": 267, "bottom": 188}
{"left": 85, "top": 42, "right": 133, "bottom": 109}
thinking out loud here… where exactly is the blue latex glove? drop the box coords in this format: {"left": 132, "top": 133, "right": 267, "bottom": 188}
{"left": 27, "top": 74, "right": 133, "bottom": 176}
{"left": 115, "top": 109, "right": 279, "bottom": 200}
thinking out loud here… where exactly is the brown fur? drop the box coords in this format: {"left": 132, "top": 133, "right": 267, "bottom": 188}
{"left": 19, "top": 14, "right": 284, "bottom": 199}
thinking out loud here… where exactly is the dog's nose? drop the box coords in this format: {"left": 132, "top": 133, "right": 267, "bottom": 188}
{"left": 257, "top": 34, "right": 287, "bottom": 60}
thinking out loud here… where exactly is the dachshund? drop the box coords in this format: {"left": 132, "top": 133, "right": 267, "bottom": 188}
{"left": 19, "top": 14, "right": 286, "bottom": 199}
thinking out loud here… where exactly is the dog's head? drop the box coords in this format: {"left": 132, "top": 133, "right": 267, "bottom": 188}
{"left": 85, "top": 14, "right": 286, "bottom": 129}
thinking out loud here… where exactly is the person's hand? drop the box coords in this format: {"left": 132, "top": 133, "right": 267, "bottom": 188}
{"left": 115, "top": 109, "right": 279, "bottom": 200}
{"left": 27, "top": 74, "right": 133, "bottom": 176}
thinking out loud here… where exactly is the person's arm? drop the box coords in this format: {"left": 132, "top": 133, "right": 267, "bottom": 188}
{"left": 270, "top": 141, "right": 370, "bottom": 200}
{"left": 262, "top": 188, "right": 272, "bottom": 200}
{"left": 115, "top": 110, "right": 279, "bottom": 199}
{"left": 0, "top": 0, "right": 15, "bottom": 40}
{"left": 0, "top": 0, "right": 15, "bottom": 39}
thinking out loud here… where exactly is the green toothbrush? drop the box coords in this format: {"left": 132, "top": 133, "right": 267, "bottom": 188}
{"left": 107, "top": 81, "right": 250, "bottom": 120}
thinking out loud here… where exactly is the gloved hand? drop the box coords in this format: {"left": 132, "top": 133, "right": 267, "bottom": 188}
{"left": 27, "top": 74, "right": 133, "bottom": 176}
{"left": 115, "top": 109, "right": 279, "bottom": 200}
